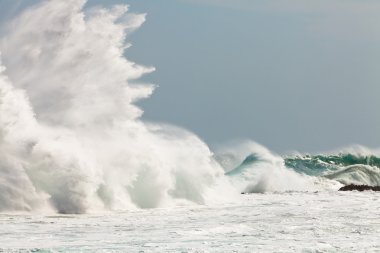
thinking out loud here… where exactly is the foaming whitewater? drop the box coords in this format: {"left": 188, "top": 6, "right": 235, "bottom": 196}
{"left": 216, "top": 142, "right": 318, "bottom": 193}
{"left": 0, "top": 1, "right": 379, "bottom": 215}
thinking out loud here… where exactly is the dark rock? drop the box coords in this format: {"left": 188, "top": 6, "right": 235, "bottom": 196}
{"left": 339, "top": 184, "right": 380, "bottom": 192}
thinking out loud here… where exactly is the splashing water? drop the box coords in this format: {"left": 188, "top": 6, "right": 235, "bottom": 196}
{"left": 0, "top": 0, "right": 237, "bottom": 214}
{"left": 0, "top": 1, "right": 379, "bottom": 214}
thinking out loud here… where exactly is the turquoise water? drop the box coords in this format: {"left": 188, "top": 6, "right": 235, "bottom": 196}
{"left": 285, "top": 153, "right": 380, "bottom": 176}
{"left": 224, "top": 151, "right": 380, "bottom": 188}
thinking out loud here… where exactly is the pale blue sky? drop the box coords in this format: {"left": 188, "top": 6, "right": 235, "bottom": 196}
{"left": 1, "top": 0, "right": 379, "bottom": 152}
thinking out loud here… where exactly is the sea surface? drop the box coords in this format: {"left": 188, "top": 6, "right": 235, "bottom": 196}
{"left": 1, "top": 191, "right": 379, "bottom": 252}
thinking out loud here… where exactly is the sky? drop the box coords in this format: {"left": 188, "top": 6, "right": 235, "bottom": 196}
{"left": 0, "top": 0, "right": 379, "bottom": 153}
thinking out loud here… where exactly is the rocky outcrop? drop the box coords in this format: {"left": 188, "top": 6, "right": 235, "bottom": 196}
{"left": 339, "top": 184, "right": 380, "bottom": 192}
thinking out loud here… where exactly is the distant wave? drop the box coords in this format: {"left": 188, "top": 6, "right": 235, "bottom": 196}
{"left": 220, "top": 149, "right": 380, "bottom": 193}
{"left": 324, "top": 165, "right": 380, "bottom": 186}
{"left": 285, "top": 153, "right": 380, "bottom": 176}
{"left": 219, "top": 143, "right": 320, "bottom": 194}
{"left": 284, "top": 153, "right": 380, "bottom": 186}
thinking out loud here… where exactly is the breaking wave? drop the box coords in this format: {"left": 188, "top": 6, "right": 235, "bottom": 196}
{"left": 285, "top": 153, "right": 380, "bottom": 176}
{"left": 324, "top": 165, "right": 380, "bottom": 186}
{"left": 216, "top": 143, "right": 380, "bottom": 193}
{"left": 284, "top": 151, "right": 380, "bottom": 186}
{"left": 219, "top": 142, "right": 318, "bottom": 193}
{"left": 0, "top": 0, "right": 236, "bottom": 214}
{"left": 0, "top": 1, "right": 379, "bottom": 214}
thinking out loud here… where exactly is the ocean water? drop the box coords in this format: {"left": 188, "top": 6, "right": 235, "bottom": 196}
{"left": 1, "top": 192, "right": 380, "bottom": 252}
{"left": 0, "top": 1, "right": 379, "bottom": 252}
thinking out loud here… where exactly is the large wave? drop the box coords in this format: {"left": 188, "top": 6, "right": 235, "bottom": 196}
{"left": 0, "top": 1, "right": 379, "bottom": 214}
{"left": 0, "top": 0, "right": 236, "bottom": 214}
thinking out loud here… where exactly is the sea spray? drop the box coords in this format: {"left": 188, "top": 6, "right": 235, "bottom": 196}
{"left": 0, "top": 58, "right": 48, "bottom": 212}
{"left": 0, "top": 0, "right": 236, "bottom": 213}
